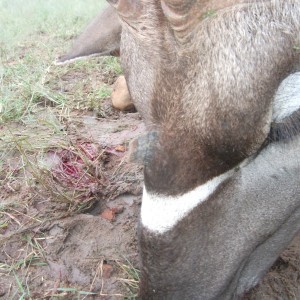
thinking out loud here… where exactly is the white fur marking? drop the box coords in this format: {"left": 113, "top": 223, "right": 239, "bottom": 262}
{"left": 273, "top": 72, "right": 300, "bottom": 121}
{"left": 53, "top": 53, "right": 104, "bottom": 66}
{"left": 141, "top": 171, "right": 233, "bottom": 234}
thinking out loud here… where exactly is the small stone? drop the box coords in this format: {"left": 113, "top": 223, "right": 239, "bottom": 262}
{"left": 102, "top": 263, "right": 114, "bottom": 279}
{"left": 115, "top": 145, "right": 126, "bottom": 152}
{"left": 111, "top": 76, "right": 135, "bottom": 111}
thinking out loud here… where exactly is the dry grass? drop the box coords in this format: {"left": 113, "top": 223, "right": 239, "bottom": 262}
{"left": 0, "top": 1, "right": 140, "bottom": 299}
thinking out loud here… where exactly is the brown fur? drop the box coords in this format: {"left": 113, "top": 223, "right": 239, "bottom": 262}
{"left": 120, "top": 0, "right": 300, "bottom": 195}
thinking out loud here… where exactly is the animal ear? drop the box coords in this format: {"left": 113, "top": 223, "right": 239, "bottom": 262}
{"left": 161, "top": 0, "right": 199, "bottom": 43}
{"left": 106, "top": 0, "right": 142, "bottom": 19}
{"left": 55, "top": 5, "right": 121, "bottom": 65}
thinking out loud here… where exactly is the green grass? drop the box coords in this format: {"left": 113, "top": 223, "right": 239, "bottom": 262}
{"left": 0, "top": 1, "right": 133, "bottom": 299}
{"left": 0, "top": 0, "right": 106, "bottom": 48}
{"left": 0, "top": 0, "right": 123, "bottom": 199}
{"left": 0, "top": 0, "right": 119, "bottom": 124}
{"left": 117, "top": 259, "right": 140, "bottom": 299}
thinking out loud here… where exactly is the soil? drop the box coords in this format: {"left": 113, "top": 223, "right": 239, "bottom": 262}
{"left": 1, "top": 101, "right": 144, "bottom": 299}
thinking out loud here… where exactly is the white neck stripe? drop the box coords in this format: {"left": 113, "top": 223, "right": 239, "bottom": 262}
{"left": 141, "top": 170, "right": 233, "bottom": 234}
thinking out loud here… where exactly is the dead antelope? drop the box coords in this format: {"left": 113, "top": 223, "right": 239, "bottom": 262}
{"left": 62, "top": 0, "right": 300, "bottom": 299}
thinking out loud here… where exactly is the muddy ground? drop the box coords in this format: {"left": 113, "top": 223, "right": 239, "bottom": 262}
{"left": 1, "top": 104, "right": 143, "bottom": 298}
{"left": 1, "top": 60, "right": 300, "bottom": 299}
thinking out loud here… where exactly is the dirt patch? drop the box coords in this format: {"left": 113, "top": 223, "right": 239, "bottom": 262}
{"left": 0, "top": 202, "right": 139, "bottom": 298}
{"left": 0, "top": 106, "right": 143, "bottom": 299}
{"left": 43, "top": 195, "right": 139, "bottom": 288}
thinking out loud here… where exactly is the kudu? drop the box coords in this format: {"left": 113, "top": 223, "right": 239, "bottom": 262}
{"left": 61, "top": 1, "right": 300, "bottom": 299}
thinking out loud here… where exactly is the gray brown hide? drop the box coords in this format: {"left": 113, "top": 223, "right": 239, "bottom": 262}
{"left": 57, "top": 5, "right": 121, "bottom": 64}
{"left": 64, "top": 0, "right": 300, "bottom": 299}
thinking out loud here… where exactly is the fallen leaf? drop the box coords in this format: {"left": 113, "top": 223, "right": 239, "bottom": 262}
{"left": 100, "top": 206, "right": 124, "bottom": 221}
{"left": 102, "top": 263, "right": 114, "bottom": 279}
{"left": 100, "top": 209, "right": 116, "bottom": 221}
